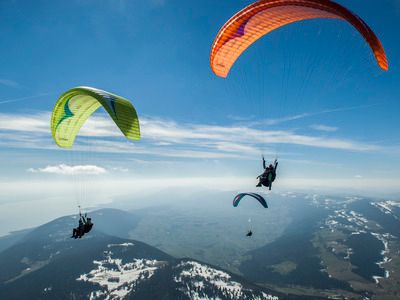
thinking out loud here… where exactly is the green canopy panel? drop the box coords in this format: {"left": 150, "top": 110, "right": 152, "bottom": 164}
{"left": 51, "top": 86, "right": 140, "bottom": 148}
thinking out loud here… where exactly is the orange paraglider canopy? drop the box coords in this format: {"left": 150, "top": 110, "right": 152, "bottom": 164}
{"left": 210, "top": 0, "right": 388, "bottom": 78}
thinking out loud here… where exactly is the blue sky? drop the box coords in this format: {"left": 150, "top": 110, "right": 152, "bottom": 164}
{"left": 0, "top": 0, "right": 399, "bottom": 233}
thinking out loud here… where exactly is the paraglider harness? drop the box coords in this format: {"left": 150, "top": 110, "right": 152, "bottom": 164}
{"left": 71, "top": 208, "right": 94, "bottom": 239}
{"left": 257, "top": 157, "right": 278, "bottom": 190}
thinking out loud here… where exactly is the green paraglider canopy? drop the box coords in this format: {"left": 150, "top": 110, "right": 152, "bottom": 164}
{"left": 51, "top": 86, "right": 140, "bottom": 148}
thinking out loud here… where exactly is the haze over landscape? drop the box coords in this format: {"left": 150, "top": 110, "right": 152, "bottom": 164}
{"left": 0, "top": 0, "right": 399, "bottom": 299}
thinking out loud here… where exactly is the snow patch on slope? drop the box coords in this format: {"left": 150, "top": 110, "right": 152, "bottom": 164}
{"left": 174, "top": 261, "right": 278, "bottom": 300}
{"left": 371, "top": 201, "right": 400, "bottom": 222}
{"left": 370, "top": 232, "right": 393, "bottom": 283}
{"left": 107, "top": 243, "right": 134, "bottom": 248}
{"left": 321, "top": 202, "right": 396, "bottom": 284}
{"left": 77, "top": 245, "right": 166, "bottom": 299}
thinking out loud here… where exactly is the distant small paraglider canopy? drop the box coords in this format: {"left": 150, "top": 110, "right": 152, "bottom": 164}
{"left": 210, "top": 0, "right": 388, "bottom": 78}
{"left": 51, "top": 86, "right": 140, "bottom": 148}
{"left": 233, "top": 193, "right": 268, "bottom": 208}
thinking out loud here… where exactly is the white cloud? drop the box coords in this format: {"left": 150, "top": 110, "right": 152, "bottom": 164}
{"left": 139, "top": 117, "right": 377, "bottom": 152}
{"left": 28, "top": 164, "right": 107, "bottom": 175}
{"left": 0, "top": 112, "right": 381, "bottom": 160}
{"left": 310, "top": 124, "right": 338, "bottom": 132}
{"left": 0, "top": 112, "right": 49, "bottom": 133}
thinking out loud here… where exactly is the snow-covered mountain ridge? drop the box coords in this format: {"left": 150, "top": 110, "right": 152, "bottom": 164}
{"left": 0, "top": 210, "right": 285, "bottom": 300}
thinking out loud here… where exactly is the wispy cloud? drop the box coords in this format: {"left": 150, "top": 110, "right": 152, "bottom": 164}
{"left": 247, "top": 103, "right": 381, "bottom": 127}
{"left": 0, "top": 112, "right": 49, "bottom": 132}
{"left": 150, "top": 0, "right": 166, "bottom": 7}
{"left": 0, "top": 79, "right": 20, "bottom": 89}
{"left": 28, "top": 164, "right": 107, "bottom": 175}
{"left": 0, "top": 112, "right": 381, "bottom": 160}
{"left": 0, "top": 92, "right": 55, "bottom": 105}
{"left": 110, "top": 167, "right": 129, "bottom": 172}
{"left": 227, "top": 114, "right": 255, "bottom": 122}
{"left": 139, "top": 117, "right": 377, "bottom": 152}
{"left": 310, "top": 124, "right": 338, "bottom": 132}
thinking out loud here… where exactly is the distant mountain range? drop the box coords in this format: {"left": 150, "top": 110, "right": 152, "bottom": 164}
{"left": 0, "top": 209, "right": 316, "bottom": 300}
{"left": 1, "top": 192, "right": 399, "bottom": 300}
